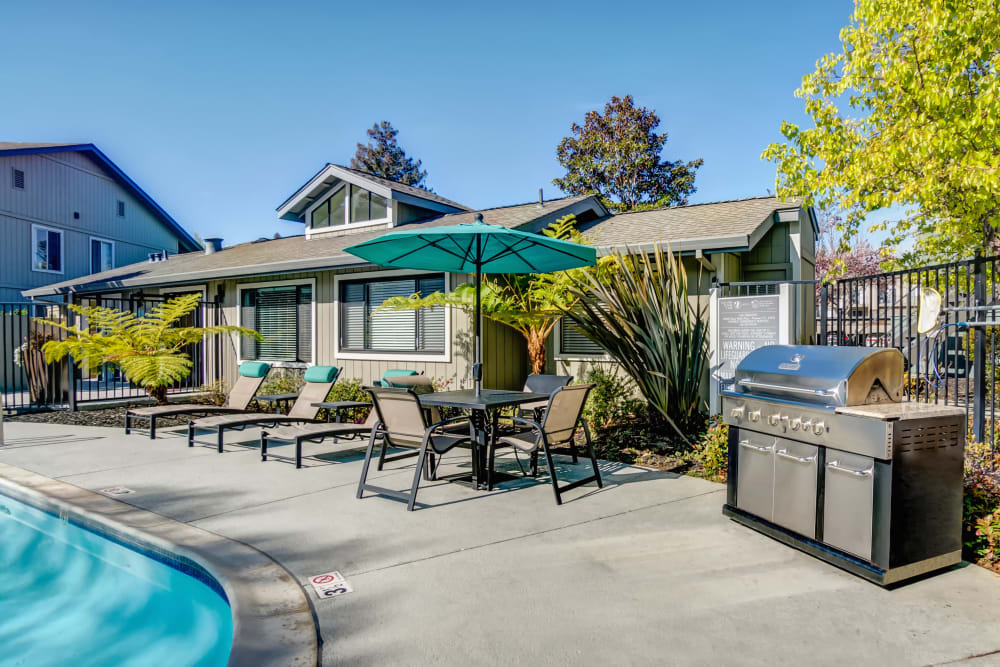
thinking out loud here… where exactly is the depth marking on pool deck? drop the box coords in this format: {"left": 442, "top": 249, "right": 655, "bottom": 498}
{"left": 309, "top": 571, "right": 353, "bottom": 599}
{"left": 99, "top": 486, "right": 135, "bottom": 496}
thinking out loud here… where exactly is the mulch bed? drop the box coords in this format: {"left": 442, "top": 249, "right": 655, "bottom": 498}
{"left": 9, "top": 406, "right": 196, "bottom": 429}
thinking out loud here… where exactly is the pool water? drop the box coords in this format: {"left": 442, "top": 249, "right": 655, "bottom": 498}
{"left": 0, "top": 493, "right": 233, "bottom": 666}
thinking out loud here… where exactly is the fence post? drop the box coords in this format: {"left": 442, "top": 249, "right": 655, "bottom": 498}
{"left": 819, "top": 283, "right": 829, "bottom": 345}
{"left": 66, "top": 299, "right": 77, "bottom": 412}
{"left": 973, "top": 252, "right": 986, "bottom": 443}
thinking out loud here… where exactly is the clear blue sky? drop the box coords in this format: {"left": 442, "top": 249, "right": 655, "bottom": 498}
{"left": 1, "top": 0, "right": 862, "bottom": 245}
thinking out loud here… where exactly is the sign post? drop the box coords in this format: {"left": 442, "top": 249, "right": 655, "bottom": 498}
{"left": 709, "top": 284, "right": 793, "bottom": 413}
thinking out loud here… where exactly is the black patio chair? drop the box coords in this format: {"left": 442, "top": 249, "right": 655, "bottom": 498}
{"left": 356, "top": 386, "right": 473, "bottom": 511}
{"left": 493, "top": 383, "right": 602, "bottom": 504}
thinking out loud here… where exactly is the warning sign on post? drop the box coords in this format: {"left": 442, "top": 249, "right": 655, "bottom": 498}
{"left": 309, "top": 571, "right": 353, "bottom": 599}
{"left": 716, "top": 295, "right": 781, "bottom": 390}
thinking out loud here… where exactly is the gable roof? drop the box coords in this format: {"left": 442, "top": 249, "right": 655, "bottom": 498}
{"left": 277, "top": 163, "right": 470, "bottom": 222}
{"left": 0, "top": 142, "right": 201, "bottom": 252}
{"left": 23, "top": 195, "right": 603, "bottom": 296}
{"left": 581, "top": 196, "right": 808, "bottom": 253}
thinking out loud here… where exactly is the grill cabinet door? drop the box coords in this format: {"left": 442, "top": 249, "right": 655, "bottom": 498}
{"left": 823, "top": 449, "right": 875, "bottom": 560}
{"left": 736, "top": 431, "right": 775, "bottom": 521}
{"left": 772, "top": 439, "right": 819, "bottom": 538}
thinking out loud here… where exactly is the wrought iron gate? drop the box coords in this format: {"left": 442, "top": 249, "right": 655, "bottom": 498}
{"left": 1, "top": 297, "right": 229, "bottom": 413}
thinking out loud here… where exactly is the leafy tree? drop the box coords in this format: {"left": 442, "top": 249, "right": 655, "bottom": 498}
{"left": 553, "top": 95, "right": 703, "bottom": 212}
{"left": 40, "top": 294, "right": 260, "bottom": 404}
{"left": 351, "top": 121, "right": 429, "bottom": 188}
{"left": 377, "top": 215, "right": 601, "bottom": 374}
{"left": 762, "top": 0, "right": 1000, "bottom": 263}
{"left": 815, "top": 208, "right": 891, "bottom": 284}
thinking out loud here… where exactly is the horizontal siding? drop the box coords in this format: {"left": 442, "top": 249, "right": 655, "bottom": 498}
{"left": 208, "top": 268, "right": 529, "bottom": 391}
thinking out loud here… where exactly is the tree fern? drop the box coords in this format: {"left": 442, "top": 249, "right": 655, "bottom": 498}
{"left": 41, "top": 294, "right": 261, "bottom": 404}
{"left": 375, "top": 214, "right": 596, "bottom": 374}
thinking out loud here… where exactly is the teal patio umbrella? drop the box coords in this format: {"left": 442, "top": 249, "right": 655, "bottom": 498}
{"left": 344, "top": 214, "right": 597, "bottom": 395}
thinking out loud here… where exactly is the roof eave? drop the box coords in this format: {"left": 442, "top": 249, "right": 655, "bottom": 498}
{"left": 595, "top": 234, "right": 751, "bottom": 256}
{"left": 0, "top": 143, "right": 201, "bottom": 252}
{"left": 22, "top": 254, "right": 372, "bottom": 297}
{"left": 276, "top": 164, "right": 468, "bottom": 221}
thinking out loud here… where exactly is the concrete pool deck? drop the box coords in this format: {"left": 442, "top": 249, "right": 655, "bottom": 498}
{"left": 1, "top": 420, "right": 999, "bottom": 666}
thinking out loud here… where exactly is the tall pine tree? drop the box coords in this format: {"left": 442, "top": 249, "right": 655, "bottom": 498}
{"left": 351, "top": 121, "right": 429, "bottom": 189}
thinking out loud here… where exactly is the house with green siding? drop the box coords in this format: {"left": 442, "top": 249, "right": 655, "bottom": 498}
{"left": 24, "top": 162, "right": 816, "bottom": 390}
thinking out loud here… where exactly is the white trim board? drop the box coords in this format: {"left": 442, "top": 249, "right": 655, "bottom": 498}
{"left": 333, "top": 268, "right": 452, "bottom": 363}
{"left": 88, "top": 235, "right": 116, "bottom": 274}
{"left": 552, "top": 318, "right": 610, "bottom": 362}
{"left": 30, "top": 224, "right": 65, "bottom": 274}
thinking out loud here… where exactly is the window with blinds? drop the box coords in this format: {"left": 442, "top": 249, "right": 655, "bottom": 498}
{"left": 559, "top": 319, "right": 605, "bottom": 356}
{"left": 340, "top": 274, "right": 445, "bottom": 353}
{"left": 240, "top": 284, "right": 313, "bottom": 362}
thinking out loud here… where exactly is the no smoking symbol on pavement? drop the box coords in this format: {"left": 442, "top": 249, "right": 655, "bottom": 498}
{"left": 308, "top": 571, "right": 352, "bottom": 599}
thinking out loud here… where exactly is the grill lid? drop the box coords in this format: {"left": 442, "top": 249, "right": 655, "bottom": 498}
{"left": 733, "top": 345, "right": 904, "bottom": 407}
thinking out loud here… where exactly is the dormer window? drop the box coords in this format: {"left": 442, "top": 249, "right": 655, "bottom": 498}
{"left": 311, "top": 186, "right": 347, "bottom": 229}
{"left": 310, "top": 183, "right": 389, "bottom": 230}
{"left": 350, "top": 185, "right": 388, "bottom": 222}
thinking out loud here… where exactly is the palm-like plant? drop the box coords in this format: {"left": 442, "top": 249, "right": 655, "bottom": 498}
{"left": 377, "top": 215, "right": 596, "bottom": 374}
{"left": 562, "top": 243, "right": 709, "bottom": 442}
{"left": 41, "top": 294, "right": 261, "bottom": 404}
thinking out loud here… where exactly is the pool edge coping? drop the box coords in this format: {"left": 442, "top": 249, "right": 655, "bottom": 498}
{"left": 0, "top": 462, "right": 320, "bottom": 667}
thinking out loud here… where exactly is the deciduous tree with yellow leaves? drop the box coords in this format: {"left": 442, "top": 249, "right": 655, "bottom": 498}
{"left": 763, "top": 0, "right": 1000, "bottom": 265}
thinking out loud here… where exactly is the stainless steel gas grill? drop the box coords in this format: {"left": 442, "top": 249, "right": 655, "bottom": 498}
{"left": 721, "top": 344, "right": 966, "bottom": 585}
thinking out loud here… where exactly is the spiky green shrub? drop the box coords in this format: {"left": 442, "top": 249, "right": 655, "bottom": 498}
{"left": 562, "top": 243, "right": 709, "bottom": 441}
{"left": 41, "top": 294, "right": 260, "bottom": 404}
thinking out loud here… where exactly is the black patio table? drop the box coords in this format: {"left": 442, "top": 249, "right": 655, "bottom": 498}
{"left": 255, "top": 392, "right": 299, "bottom": 413}
{"left": 417, "top": 389, "right": 548, "bottom": 490}
{"left": 311, "top": 400, "right": 371, "bottom": 422}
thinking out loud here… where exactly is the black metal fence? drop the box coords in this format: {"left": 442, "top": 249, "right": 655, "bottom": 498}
{"left": 1, "top": 296, "right": 229, "bottom": 413}
{"left": 818, "top": 253, "right": 999, "bottom": 446}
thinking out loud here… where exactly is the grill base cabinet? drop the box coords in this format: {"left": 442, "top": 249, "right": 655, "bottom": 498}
{"left": 721, "top": 345, "right": 966, "bottom": 586}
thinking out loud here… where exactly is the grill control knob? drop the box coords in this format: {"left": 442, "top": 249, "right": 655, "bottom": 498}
{"left": 730, "top": 406, "right": 745, "bottom": 419}
{"left": 767, "top": 413, "right": 781, "bottom": 427}
{"left": 813, "top": 421, "right": 827, "bottom": 435}
{"left": 748, "top": 410, "right": 761, "bottom": 423}
{"left": 801, "top": 419, "right": 813, "bottom": 432}
{"left": 790, "top": 417, "right": 802, "bottom": 431}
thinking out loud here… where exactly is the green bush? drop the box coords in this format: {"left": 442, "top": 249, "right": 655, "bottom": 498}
{"left": 199, "top": 379, "right": 229, "bottom": 406}
{"left": 259, "top": 370, "right": 305, "bottom": 396}
{"left": 685, "top": 417, "right": 729, "bottom": 482}
{"left": 963, "top": 438, "right": 1000, "bottom": 570}
{"left": 326, "top": 377, "right": 368, "bottom": 403}
{"left": 581, "top": 366, "right": 644, "bottom": 431}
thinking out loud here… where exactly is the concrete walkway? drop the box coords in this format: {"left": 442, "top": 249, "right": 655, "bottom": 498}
{"left": 2, "top": 420, "right": 999, "bottom": 666}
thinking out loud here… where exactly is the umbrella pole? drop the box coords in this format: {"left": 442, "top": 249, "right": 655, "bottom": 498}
{"left": 474, "top": 249, "right": 482, "bottom": 397}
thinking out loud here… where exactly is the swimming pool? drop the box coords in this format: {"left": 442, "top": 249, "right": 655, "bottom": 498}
{"left": 0, "top": 492, "right": 233, "bottom": 667}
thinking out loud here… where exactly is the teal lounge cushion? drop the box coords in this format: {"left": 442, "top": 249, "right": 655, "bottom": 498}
{"left": 380, "top": 369, "right": 418, "bottom": 387}
{"left": 304, "top": 365, "right": 339, "bottom": 384}
{"left": 238, "top": 361, "right": 270, "bottom": 378}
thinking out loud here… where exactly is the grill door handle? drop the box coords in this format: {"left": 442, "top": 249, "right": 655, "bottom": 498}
{"left": 737, "top": 379, "right": 836, "bottom": 398}
{"left": 738, "top": 439, "right": 773, "bottom": 454}
{"left": 827, "top": 460, "right": 874, "bottom": 477}
{"left": 776, "top": 448, "right": 817, "bottom": 464}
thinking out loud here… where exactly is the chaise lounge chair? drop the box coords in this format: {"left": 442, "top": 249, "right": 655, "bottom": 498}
{"left": 259, "top": 373, "right": 449, "bottom": 469}
{"left": 187, "top": 366, "right": 340, "bottom": 452}
{"left": 124, "top": 361, "right": 272, "bottom": 439}
{"left": 260, "top": 410, "right": 378, "bottom": 468}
